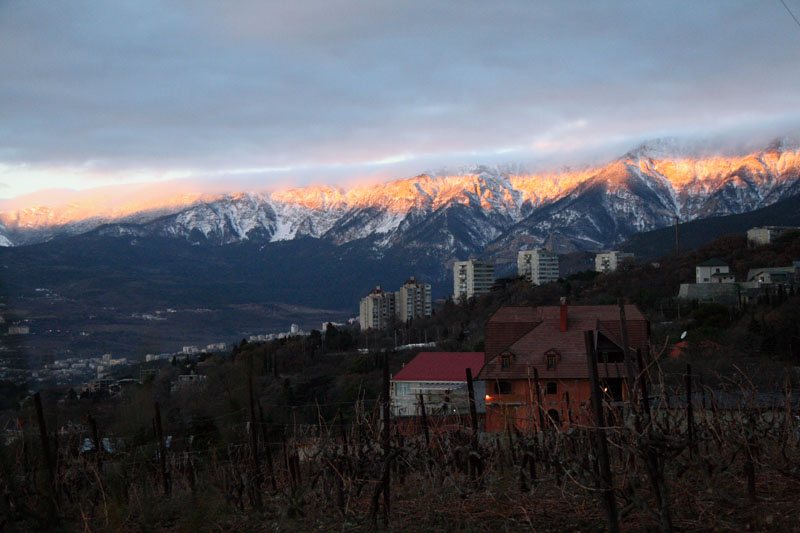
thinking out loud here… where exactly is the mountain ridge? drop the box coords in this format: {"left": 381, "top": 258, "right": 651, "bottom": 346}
{"left": 2, "top": 140, "right": 800, "bottom": 259}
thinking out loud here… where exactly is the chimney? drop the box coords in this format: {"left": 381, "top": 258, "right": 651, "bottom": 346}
{"left": 559, "top": 297, "right": 568, "bottom": 332}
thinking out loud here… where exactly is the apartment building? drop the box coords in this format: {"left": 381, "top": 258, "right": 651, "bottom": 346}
{"left": 395, "top": 277, "right": 432, "bottom": 322}
{"left": 595, "top": 251, "right": 634, "bottom": 273}
{"left": 359, "top": 286, "right": 396, "bottom": 330}
{"left": 517, "top": 248, "right": 559, "bottom": 285}
{"left": 453, "top": 259, "right": 495, "bottom": 299}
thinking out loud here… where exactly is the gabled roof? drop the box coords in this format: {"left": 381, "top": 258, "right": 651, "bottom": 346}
{"left": 747, "top": 267, "right": 796, "bottom": 280}
{"left": 487, "top": 306, "right": 540, "bottom": 324}
{"left": 392, "top": 352, "right": 485, "bottom": 383}
{"left": 477, "top": 304, "right": 648, "bottom": 381}
{"left": 698, "top": 258, "right": 728, "bottom": 267}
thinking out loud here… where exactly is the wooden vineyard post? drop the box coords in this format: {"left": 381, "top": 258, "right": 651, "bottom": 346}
{"left": 247, "top": 356, "right": 263, "bottom": 509}
{"left": 584, "top": 330, "right": 619, "bottom": 533}
{"left": 88, "top": 413, "right": 102, "bottom": 471}
{"left": 381, "top": 353, "right": 391, "bottom": 525}
{"left": 636, "top": 349, "right": 652, "bottom": 420}
{"left": 418, "top": 393, "right": 430, "bottom": 447}
{"left": 34, "top": 392, "right": 58, "bottom": 509}
{"left": 466, "top": 367, "right": 483, "bottom": 481}
{"left": 533, "top": 367, "right": 545, "bottom": 430}
{"left": 257, "top": 401, "right": 277, "bottom": 491}
{"left": 466, "top": 367, "right": 479, "bottom": 434}
{"left": 618, "top": 301, "right": 636, "bottom": 404}
{"left": 685, "top": 364, "right": 695, "bottom": 457}
{"left": 371, "top": 353, "right": 392, "bottom": 528}
{"left": 154, "top": 401, "right": 170, "bottom": 496}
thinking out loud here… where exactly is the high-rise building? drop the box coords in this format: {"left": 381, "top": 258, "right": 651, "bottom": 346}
{"left": 359, "top": 286, "right": 396, "bottom": 330}
{"left": 453, "top": 259, "right": 495, "bottom": 299}
{"left": 595, "top": 251, "right": 635, "bottom": 274}
{"left": 395, "top": 276, "right": 432, "bottom": 322}
{"left": 517, "top": 248, "right": 559, "bottom": 285}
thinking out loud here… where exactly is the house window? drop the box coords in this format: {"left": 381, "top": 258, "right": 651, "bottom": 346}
{"left": 496, "top": 381, "right": 512, "bottom": 395}
{"left": 546, "top": 353, "right": 557, "bottom": 370}
{"left": 546, "top": 382, "right": 558, "bottom": 395}
{"left": 501, "top": 354, "right": 511, "bottom": 368}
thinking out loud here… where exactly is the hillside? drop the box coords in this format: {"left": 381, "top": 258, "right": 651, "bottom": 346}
{"left": 622, "top": 193, "right": 800, "bottom": 259}
{"left": 1, "top": 231, "right": 798, "bottom": 532}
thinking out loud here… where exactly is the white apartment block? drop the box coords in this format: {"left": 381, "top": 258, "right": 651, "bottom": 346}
{"left": 395, "top": 277, "right": 432, "bottom": 323}
{"left": 453, "top": 259, "right": 495, "bottom": 299}
{"left": 595, "top": 251, "right": 635, "bottom": 274}
{"left": 517, "top": 248, "right": 559, "bottom": 285}
{"left": 359, "top": 286, "right": 396, "bottom": 330}
{"left": 746, "top": 226, "right": 800, "bottom": 246}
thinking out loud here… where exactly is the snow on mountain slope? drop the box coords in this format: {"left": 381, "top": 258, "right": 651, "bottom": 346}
{"left": 1, "top": 140, "right": 799, "bottom": 253}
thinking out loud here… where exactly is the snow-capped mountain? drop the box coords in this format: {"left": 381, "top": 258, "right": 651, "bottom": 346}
{"left": 2, "top": 140, "right": 800, "bottom": 264}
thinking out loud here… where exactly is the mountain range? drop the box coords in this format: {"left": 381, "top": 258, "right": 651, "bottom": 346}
{"left": 3, "top": 139, "right": 800, "bottom": 266}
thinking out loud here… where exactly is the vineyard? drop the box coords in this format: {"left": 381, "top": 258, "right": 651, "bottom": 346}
{"left": 1, "top": 334, "right": 799, "bottom": 533}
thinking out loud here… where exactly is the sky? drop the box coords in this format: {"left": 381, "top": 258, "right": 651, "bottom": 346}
{"left": 2, "top": 1, "right": 800, "bottom": 202}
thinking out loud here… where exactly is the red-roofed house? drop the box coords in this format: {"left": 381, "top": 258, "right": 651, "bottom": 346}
{"left": 391, "top": 352, "right": 486, "bottom": 419}
{"left": 477, "top": 299, "right": 649, "bottom": 432}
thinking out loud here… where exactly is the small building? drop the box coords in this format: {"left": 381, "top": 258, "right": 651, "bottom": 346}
{"left": 391, "top": 352, "right": 486, "bottom": 418}
{"left": 517, "top": 248, "right": 559, "bottom": 285}
{"left": 359, "top": 286, "right": 396, "bottom": 330}
{"left": 7, "top": 325, "right": 29, "bottom": 335}
{"left": 746, "top": 266, "right": 797, "bottom": 285}
{"left": 678, "top": 283, "right": 740, "bottom": 305}
{"left": 171, "top": 373, "right": 207, "bottom": 393}
{"left": 478, "top": 299, "right": 649, "bottom": 433}
{"left": 595, "top": 251, "right": 634, "bottom": 274}
{"left": 747, "top": 226, "right": 800, "bottom": 246}
{"left": 696, "top": 258, "right": 732, "bottom": 284}
{"left": 453, "top": 259, "right": 495, "bottom": 299}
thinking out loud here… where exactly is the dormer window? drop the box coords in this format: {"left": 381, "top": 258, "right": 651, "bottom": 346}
{"left": 501, "top": 353, "right": 512, "bottom": 369}
{"left": 545, "top": 349, "right": 560, "bottom": 370}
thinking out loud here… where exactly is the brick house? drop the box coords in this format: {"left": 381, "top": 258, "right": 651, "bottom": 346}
{"left": 477, "top": 300, "right": 649, "bottom": 432}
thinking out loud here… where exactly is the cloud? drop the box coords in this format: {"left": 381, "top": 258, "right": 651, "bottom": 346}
{"left": 1, "top": 1, "right": 800, "bottom": 199}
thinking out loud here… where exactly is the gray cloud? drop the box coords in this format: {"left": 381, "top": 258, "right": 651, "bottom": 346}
{"left": 1, "top": 1, "right": 800, "bottom": 197}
